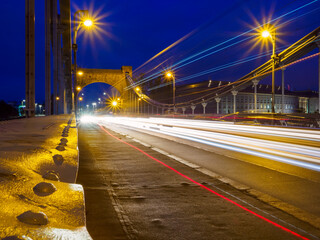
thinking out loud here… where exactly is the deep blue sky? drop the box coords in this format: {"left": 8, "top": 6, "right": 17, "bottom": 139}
{"left": 0, "top": 0, "right": 319, "bottom": 103}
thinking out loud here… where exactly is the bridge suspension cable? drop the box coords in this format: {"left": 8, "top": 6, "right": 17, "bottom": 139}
{"left": 125, "top": 27, "right": 320, "bottom": 109}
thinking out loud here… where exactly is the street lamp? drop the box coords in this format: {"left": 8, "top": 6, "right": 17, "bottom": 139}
{"left": 83, "top": 19, "right": 93, "bottom": 27}
{"left": 261, "top": 28, "right": 277, "bottom": 113}
{"left": 78, "top": 96, "right": 83, "bottom": 114}
{"left": 72, "top": 10, "right": 94, "bottom": 113}
{"left": 165, "top": 70, "right": 176, "bottom": 113}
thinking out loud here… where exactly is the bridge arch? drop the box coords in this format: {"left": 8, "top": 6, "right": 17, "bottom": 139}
{"left": 77, "top": 66, "right": 132, "bottom": 97}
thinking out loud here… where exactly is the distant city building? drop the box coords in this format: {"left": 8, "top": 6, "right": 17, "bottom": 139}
{"left": 219, "top": 84, "right": 299, "bottom": 114}
{"left": 150, "top": 80, "right": 319, "bottom": 114}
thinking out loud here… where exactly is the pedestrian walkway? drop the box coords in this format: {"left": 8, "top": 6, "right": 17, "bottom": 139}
{"left": 0, "top": 115, "right": 91, "bottom": 240}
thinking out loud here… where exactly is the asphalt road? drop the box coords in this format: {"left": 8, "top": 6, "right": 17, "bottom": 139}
{"left": 77, "top": 120, "right": 320, "bottom": 240}
{"left": 98, "top": 118, "right": 320, "bottom": 216}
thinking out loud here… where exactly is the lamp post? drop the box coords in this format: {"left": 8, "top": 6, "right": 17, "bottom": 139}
{"left": 262, "top": 29, "right": 277, "bottom": 113}
{"left": 165, "top": 71, "right": 176, "bottom": 114}
{"left": 138, "top": 98, "right": 141, "bottom": 115}
{"left": 135, "top": 87, "right": 141, "bottom": 114}
{"left": 72, "top": 10, "right": 93, "bottom": 113}
{"left": 78, "top": 96, "right": 83, "bottom": 115}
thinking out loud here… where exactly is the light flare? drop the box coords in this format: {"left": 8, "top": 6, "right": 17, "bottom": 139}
{"left": 98, "top": 117, "right": 320, "bottom": 172}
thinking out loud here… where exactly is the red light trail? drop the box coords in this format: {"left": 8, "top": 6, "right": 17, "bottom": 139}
{"left": 99, "top": 124, "right": 310, "bottom": 240}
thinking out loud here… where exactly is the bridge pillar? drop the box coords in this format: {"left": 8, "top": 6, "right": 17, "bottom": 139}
{"left": 25, "top": 0, "right": 35, "bottom": 117}
{"left": 45, "top": 0, "right": 51, "bottom": 115}
{"left": 231, "top": 90, "right": 238, "bottom": 113}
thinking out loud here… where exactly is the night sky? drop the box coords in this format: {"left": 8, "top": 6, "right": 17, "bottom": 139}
{"left": 0, "top": 0, "right": 319, "bottom": 104}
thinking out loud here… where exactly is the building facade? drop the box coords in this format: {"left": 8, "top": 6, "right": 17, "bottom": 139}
{"left": 170, "top": 81, "right": 319, "bottom": 115}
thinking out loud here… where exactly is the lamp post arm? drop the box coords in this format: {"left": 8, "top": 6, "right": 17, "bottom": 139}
{"left": 73, "top": 10, "right": 88, "bottom": 45}
{"left": 272, "top": 32, "right": 276, "bottom": 57}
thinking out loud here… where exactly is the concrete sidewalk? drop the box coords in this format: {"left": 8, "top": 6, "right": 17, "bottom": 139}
{"left": 0, "top": 115, "right": 91, "bottom": 239}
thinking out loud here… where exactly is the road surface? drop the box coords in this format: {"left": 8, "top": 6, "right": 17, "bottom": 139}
{"left": 77, "top": 116, "right": 320, "bottom": 240}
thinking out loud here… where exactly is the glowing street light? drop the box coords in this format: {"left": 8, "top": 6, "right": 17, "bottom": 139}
{"left": 261, "top": 27, "right": 277, "bottom": 113}
{"left": 83, "top": 19, "right": 93, "bottom": 27}
{"left": 112, "top": 101, "right": 118, "bottom": 107}
{"left": 76, "top": 86, "right": 81, "bottom": 91}
{"left": 165, "top": 70, "right": 176, "bottom": 113}
{"left": 77, "top": 71, "right": 84, "bottom": 76}
{"left": 261, "top": 30, "right": 270, "bottom": 38}
{"left": 79, "top": 97, "right": 83, "bottom": 101}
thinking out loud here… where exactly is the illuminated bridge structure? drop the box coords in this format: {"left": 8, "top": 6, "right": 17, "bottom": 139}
{"left": 76, "top": 66, "right": 133, "bottom": 109}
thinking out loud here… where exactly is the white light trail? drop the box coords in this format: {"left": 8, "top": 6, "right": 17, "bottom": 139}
{"left": 87, "top": 116, "right": 320, "bottom": 172}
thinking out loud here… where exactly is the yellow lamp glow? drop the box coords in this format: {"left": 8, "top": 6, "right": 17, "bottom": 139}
{"left": 77, "top": 71, "right": 84, "bottom": 76}
{"left": 83, "top": 19, "right": 93, "bottom": 27}
{"left": 79, "top": 97, "right": 83, "bottom": 101}
{"left": 56, "top": 97, "right": 60, "bottom": 101}
{"left": 166, "top": 72, "right": 172, "bottom": 78}
{"left": 112, "top": 101, "right": 118, "bottom": 106}
{"left": 76, "top": 86, "right": 81, "bottom": 91}
{"left": 135, "top": 87, "right": 140, "bottom": 91}
{"left": 262, "top": 30, "right": 270, "bottom": 38}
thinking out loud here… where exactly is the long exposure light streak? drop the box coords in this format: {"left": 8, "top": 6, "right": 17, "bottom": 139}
{"left": 98, "top": 123, "right": 311, "bottom": 240}
{"left": 129, "top": 1, "right": 319, "bottom": 91}
{"left": 144, "top": 51, "right": 320, "bottom": 108}
{"left": 148, "top": 47, "right": 279, "bottom": 91}
{"left": 89, "top": 117, "right": 320, "bottom": 172}
{"left": 149, "top": 51, "right": 320, "bottom": 107}
{"left": 138, "top": 11, "right": 319, "bottom": 93}
{"left": 166, "top": 2, "right": 319, "bottom": 72}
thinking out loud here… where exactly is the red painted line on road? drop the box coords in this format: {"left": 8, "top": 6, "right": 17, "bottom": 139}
{"left": 99, "top": 124, "right": 309, "bottom": 240}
